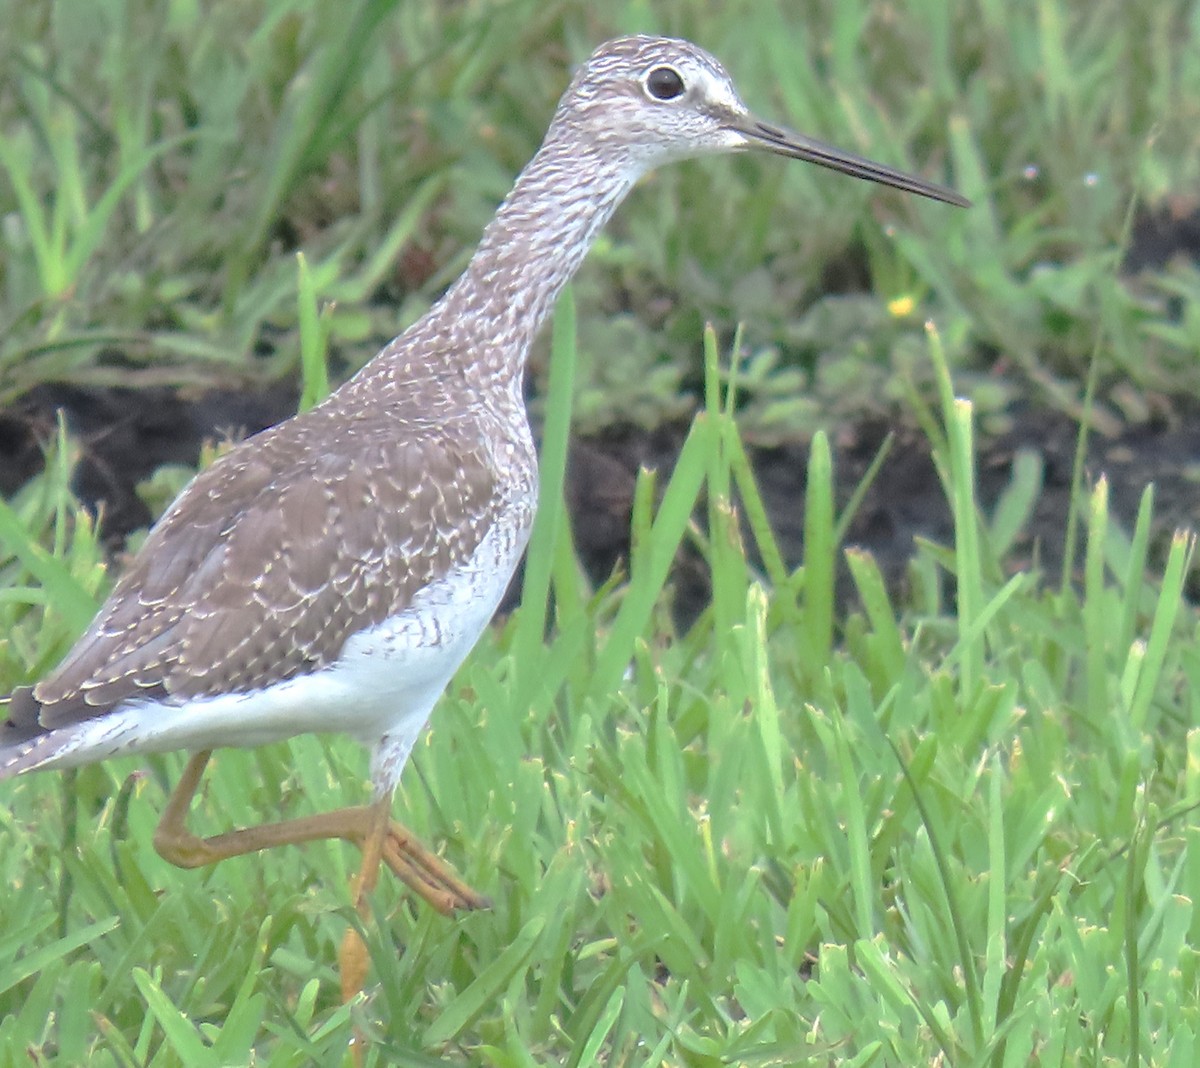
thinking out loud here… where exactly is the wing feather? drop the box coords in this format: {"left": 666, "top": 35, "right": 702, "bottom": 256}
{"left": 26, "top": 407, "right": 504, "bottom": 730}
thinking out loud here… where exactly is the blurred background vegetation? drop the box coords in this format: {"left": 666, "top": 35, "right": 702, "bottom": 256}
{"left": 2, "top": 0, "right": 1196, "bottom": 443}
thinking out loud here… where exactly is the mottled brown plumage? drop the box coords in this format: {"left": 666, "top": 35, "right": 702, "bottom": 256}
{"left": 22, "top": 413, "right": 504, "bottom": 722}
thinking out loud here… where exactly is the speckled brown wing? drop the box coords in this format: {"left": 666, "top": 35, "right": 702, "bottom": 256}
{"left": 23, "top": 407, "right": 503, "bottom": 731}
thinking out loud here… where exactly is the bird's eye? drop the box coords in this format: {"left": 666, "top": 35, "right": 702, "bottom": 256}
{"left": 644, "top": 66, "right": 685, "bottom": 101}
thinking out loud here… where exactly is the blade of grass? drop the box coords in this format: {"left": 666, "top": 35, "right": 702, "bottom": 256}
{"left": 801, "top": 430, "right": 835, "bottom": 676}
{"left": 513, "top": 286, "right": 576, "bottom": 695}
{"left": 890, "top": 737, "right": 985, "bottom": 1049}
{"left": 296, "top": 252, "right": 331, "bottom": 412}
{"left": 1127, "top": 531, "right": 1194, "bottom": 732}
{"left": 589, "top": 417, "right": 712, "bottom": 701}
{"left": 1084, "top": 477, "right": 1111, "bottom": 724}
{"left": 422, "top": 916, "right": 545, "bottom": 1045}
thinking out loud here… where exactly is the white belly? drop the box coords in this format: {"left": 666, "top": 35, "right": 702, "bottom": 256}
{"left": 31, "top": 516, "right": 529, "bottom": 790}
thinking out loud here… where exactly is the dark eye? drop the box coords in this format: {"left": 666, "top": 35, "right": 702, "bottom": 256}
{"left": 645, "top": 66, "right": 685, "bottom": 101}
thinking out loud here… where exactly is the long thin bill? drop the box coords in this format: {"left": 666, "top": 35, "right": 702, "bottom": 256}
{"left": 734, "top": 117, "right": 970, "bottom": 208}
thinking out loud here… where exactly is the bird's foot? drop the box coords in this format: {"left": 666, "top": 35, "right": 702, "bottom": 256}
{"left": 378, "top": 819, "right": 491, "bottom": 914}
{"left": 339, "top": 816, "right": 488, "bottom": 1008}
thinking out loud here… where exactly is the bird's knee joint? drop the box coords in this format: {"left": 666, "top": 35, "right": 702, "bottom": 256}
{"left": 153, "top": 828, "right": 217, "bottom": 869}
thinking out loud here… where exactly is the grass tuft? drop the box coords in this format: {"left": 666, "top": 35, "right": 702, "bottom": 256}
{"left": 2, "top": 2, "right": 1200, "bottom": 1064}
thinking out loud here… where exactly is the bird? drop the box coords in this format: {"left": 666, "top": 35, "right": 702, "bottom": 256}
{"left": 0, "top": 35, "right": 968, "bottom": 999}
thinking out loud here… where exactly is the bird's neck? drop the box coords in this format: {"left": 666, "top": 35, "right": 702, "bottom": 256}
{"left": 453, "top": 135, "right": 639, "bottom": 346}
{"left": 346, "top": 126, "right": 642, "bottom": 413}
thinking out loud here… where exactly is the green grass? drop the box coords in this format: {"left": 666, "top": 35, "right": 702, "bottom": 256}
{"left": 2, "top": 2, "right": 1196, "bottom": 425}
{"left": 3, "top": 1, "right": 1200, "bottom": 1065}
{"left": 4, "top": 310, "right": 1200, "bottom": 1064}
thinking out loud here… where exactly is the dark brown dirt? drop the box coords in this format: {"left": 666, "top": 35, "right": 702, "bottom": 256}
{"left": 2, "top": 379, "right": 1197, "bottom": 628}
{"left": 3, "top": 203, "right": 1196, "bottom": 621}
{"left": 576, "top": 404, "right": 1200, "bottom": 621}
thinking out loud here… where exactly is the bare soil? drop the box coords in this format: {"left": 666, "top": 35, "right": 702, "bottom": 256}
{"left": 3, "top": 203, "right": 1195, "bottom": 622}
{"left": 2, "top": 379, "right": 1197, "bottom": 628}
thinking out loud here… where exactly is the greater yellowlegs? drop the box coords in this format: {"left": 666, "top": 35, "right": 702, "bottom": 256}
{"left": 0, "top": 35, "right": 968, "bottom": 997}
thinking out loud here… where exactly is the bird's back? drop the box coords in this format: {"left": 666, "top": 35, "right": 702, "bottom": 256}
{"left": 2, "top": 372, "right": 537, "bottom": 772}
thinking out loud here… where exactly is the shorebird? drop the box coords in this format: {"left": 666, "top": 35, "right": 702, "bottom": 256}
{"left": 0, "top": 35, "right": 967, "bottom": 998}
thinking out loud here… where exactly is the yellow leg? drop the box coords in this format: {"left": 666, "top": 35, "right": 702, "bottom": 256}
{"left": 153, "top": 750, "right": 490, "bottom": 999}
{"left": 153, "top": 751, "right": 490, "bottom": 912}
{"left": 339, "top": 795, "right": 390, "bottom": 1004}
